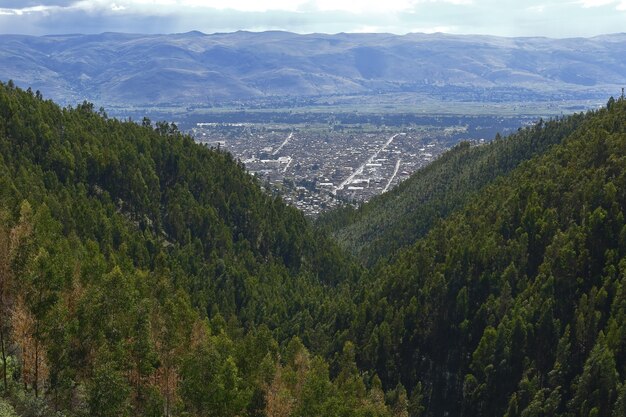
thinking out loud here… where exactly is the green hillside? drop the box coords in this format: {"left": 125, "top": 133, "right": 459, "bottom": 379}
{"left": 0, "top": 82, "right": 393, "bottom": 417}
{"left": 2, "top": 79, "right": 626, "bottom": 417}
{"left": 324, "top": 96, "right": 626, "bottom": 416}
{"left": 319, "top": 112, "right": 586, "bottom": 265}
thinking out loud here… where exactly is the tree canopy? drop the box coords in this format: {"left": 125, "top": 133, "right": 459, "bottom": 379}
{"left": 1, "top": 81, "right": 625, "bottom": 417}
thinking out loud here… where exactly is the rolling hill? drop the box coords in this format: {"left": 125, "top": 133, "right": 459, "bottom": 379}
{"left": 0, "top": 31, "right": 625, "bottom": 105}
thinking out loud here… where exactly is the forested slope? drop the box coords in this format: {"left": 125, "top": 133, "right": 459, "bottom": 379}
{"left": 0, "top": 82, "right": 398, "bottom": 417}
{"left": 328, "top": 97, "right": 626, "bottom": 416}
{"left": 319, "top": 112, "right": 587, "bottom": 265}
{"left": 3, "top": 79, "right": 626, "bottom": 417}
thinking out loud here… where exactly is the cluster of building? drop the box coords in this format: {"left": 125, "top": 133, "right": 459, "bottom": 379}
{"left": 192, "top": 123, "right": 449, "bottom": 216}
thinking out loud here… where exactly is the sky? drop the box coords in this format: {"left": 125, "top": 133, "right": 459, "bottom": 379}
{"left": 0, "top": 0, "right": 624, "bottom": 38}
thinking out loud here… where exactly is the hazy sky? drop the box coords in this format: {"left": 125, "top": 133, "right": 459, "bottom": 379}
{"left": 0, "top": 0, "right": 623, "bottom": 37}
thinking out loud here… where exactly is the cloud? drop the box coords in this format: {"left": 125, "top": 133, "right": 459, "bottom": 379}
{"left": 0, "top": 0, "right": 75, "bottom": 6}
{"left": 302, "top": 0, "right": 474, "bottom": 13}
{"left": 0, "top": 0, "right": 623, "bottom": 37}
{"left": 577, "top": 0, "right": 626, "bottom": 9}
{"left": 0, "top": 0, "right": 475, "bottom": 14}
{"left": 0, "top": 5, "right": 62, "bottom": 15}
{"left": 410, "top": 25, "right": 457, "bottom": 33}
{"left": 576, "top": 0, "right": 626, "bottom": 13}
{"left": 310, "top": 0, "right": 416, "bottom": 13}
{"left": 578, "top": 0, "right": 614, "bottom": 7}
{"left": 527, "top": 4, "right": 545, "bottom": 13}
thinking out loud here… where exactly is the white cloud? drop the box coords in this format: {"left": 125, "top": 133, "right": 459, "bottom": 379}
{"left": 130, "top": 0, "right": 305, "bottom": 12}
{"left": 438, "top": 0, "right": 472, "bottom": 4}
{"left": 578, "top": 0, "right": 615, "bottom": 7}
{"left": 577, "top": 0, "right": 626, "bottom": 12}
{"left": 0, "top": 4, "right": 60, "bottom": 15}
{"left": 410, "top": 25, "right": 457, "bottom": 33}
{"left": 313, "top": 0, "right": 415, "bottom": 13}
{"left": 0, "top": 0, "right": 473, "bottom": 14}
{"left": 307, "top": 0, "right": 473, "bottom": 12}
{"left": 0, "top": 0, "right": 622, "bottom": 37}
{"left": 353, "top": 25, "right": 387, "bottom": 33}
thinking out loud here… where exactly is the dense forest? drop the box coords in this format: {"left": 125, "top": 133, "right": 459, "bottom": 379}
{"left": 1, "top": 81, "right": 626, "bottom": 417}
{"left": 0, "top": 81, "right": 390, "bottom": 417}
{"left": 317, "top": 111, "right": 587, "bottom": 265}
{"left": 321, "top": 95, "right": 626, "bottom": 416}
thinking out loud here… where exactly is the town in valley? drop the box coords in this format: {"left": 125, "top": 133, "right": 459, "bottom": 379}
{"left": 191, "top": 115, "right": 529, "bottom": 215}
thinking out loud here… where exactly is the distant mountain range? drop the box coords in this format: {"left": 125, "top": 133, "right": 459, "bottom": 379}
{"left": 1, "top": 31, "right": 625, "bottom": 106}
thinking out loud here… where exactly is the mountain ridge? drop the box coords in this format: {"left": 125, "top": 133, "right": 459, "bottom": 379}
{"left": 1, "top": 31, "right": 625, "bottom": 106}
